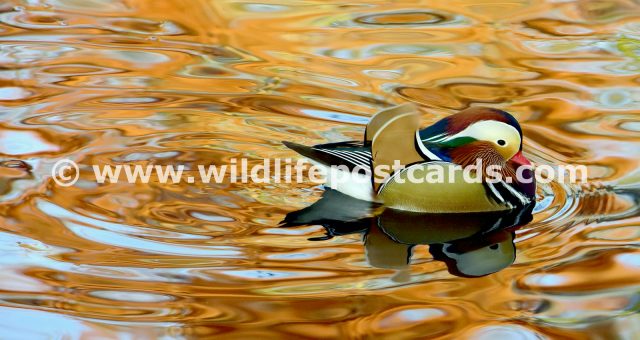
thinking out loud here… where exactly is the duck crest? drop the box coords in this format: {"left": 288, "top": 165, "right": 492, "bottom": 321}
{"left": 447, "top": 107, "right": 522, "bottom": 136}
{"left": 419, "top": 107, "right": 523, "bottom": 147}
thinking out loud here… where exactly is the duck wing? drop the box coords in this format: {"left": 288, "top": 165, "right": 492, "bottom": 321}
{"left": 369, "top": 104, "right": 425, "bottom": 191}
{"left": 365, "top": 103, "right": 417, "bottom": 142}
{"left": 282, "top": 140, "right": 372, "bottom": 171}
{"left": 284, "top": 103, "right": 426, "bottom": 173}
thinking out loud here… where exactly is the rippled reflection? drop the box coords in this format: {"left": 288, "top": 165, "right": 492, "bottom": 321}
{"left": 0, "top": 0, "right": 639, "bottom": 338}
{"left": 282, "top": 189, "right": 535, "bottom": 278}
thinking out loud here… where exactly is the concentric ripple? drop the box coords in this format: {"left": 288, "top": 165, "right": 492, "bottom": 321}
{"left": 353, "top": 10, "right": 453, "bottom": 26}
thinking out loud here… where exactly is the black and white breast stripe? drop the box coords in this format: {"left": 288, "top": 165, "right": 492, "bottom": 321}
{"left": 486, "top": 181, "right": 529, "bottom": 207}
{"left": 415, "top": 131, "right": 442, "bottom": 161}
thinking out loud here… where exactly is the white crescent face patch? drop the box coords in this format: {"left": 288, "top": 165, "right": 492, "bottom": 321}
{"left": 443, "top": 120, "right": 521, "bottom": 160}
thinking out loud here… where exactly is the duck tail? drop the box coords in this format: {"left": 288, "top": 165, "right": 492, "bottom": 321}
{"left": 282, "top": 141, "right": 327, "bottom": 164}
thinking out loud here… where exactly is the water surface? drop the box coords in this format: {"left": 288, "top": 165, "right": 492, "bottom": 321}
{"left": 0, "top": 0, "right": 639, "bottom": 338}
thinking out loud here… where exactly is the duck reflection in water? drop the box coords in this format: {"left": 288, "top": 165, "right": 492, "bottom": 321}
{"left": 282, "top": 189, "right": 535, "bottom": 278}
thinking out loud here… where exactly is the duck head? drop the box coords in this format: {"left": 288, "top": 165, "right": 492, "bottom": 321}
{"left": 419, "top": 107, "right": 530, "bottom": 167}
{"left": 418, "top": 107, "right": 535, "bottom": 196}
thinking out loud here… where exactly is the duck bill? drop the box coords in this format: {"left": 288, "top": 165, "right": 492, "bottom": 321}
{"left": 510, "top": 151, "right": 531, "bottom": 167}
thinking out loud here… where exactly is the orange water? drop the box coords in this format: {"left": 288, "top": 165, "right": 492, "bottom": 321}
{"left": 0, "top": 0, "right": 639, "bottom": 338}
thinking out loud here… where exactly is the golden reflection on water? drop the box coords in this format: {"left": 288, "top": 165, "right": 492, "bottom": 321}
{"left": 0, "top": 0, "right": 639, "bottom": 338}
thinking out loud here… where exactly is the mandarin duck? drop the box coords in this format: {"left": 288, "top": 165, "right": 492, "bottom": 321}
{"left": 284, "top": 103, "right": 536, "bottom": 213}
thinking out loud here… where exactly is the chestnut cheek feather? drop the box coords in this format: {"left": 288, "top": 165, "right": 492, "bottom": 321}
{"left": 450, "top": 142, "right": 502, "bottom": 167}
{"left": 450, "top": 141, "right": 517, "bottom": 181}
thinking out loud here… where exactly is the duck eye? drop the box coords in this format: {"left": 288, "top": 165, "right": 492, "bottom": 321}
{"left": 497, "top": 139, "right": 506, "bottom": 146}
